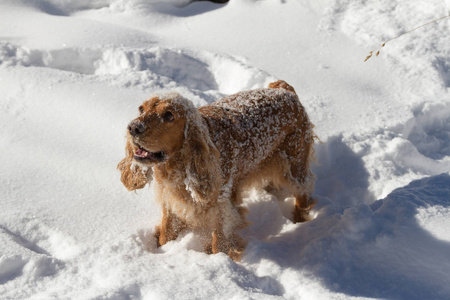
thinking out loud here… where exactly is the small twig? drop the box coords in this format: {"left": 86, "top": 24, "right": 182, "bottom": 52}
{"left": 364, "top": 14, "right": 450, "bottom": 62}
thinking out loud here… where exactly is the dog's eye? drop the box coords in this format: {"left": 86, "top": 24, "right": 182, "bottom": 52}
{"left": 139, "top": 106, "right": 144, "bottom": 115}
{"left": 162, "top": 111, "right": 175, "bottom": 122}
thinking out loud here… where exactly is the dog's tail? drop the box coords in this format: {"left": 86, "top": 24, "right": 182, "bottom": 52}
{"left": 268, "top": 80, "right": 296, "bottom": 94}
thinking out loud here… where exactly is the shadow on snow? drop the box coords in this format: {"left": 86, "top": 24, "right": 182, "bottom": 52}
{"left": 243, "top": 135, "right": 450, "bottom": 300}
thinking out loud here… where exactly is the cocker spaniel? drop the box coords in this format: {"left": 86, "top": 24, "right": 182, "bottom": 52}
{"left": 118, "top": 80, "right": 316, "bottom": 260}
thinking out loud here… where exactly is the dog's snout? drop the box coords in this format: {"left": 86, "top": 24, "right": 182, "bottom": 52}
{"left": 128, "top": 121, "right": 145, "bottom": 136}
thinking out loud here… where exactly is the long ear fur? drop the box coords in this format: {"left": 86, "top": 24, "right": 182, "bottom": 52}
{"left": 181, "top": 110, "right": 222, "bottom": 204}
{"left": 117, "top": 135, "right": 152, "bottom": 191}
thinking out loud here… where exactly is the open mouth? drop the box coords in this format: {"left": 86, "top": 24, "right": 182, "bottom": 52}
{"left": 133, "top": 146, "right": 166, "bottom": 163}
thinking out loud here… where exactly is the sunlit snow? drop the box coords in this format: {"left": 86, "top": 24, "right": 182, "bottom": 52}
{"left": 1, "top": 0, "right": 449, "bottom": 299}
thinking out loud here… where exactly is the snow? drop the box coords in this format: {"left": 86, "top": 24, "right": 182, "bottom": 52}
{"left": 0, "top": 0, "right": 449, "bottom": 299}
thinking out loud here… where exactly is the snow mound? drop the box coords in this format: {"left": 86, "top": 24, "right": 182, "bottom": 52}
{"left": 417, "top": 205, "right": 450, "bottom": 242}
{"left": 404, "top": 103, "right": 450, "bottom": 160}
{"left": 0, "top": 43, "right": 101, "bottom": 74}
{"left": 96, "top": 47, "right": 219, "bottom": 92}
{"left": 15, "top": 0, "right": 197, "bottom": 16}
{"left": 0, "top": 43, "right": 273, "bottom": 98}
{"left": 243, "top": 174, "right": 450, "bottom": 300}
{"left": 345, "top": 101, "right": 450, "bottom": 199}
{"left": 15, "top": 0, "right": 109, "bottom": 16}
{"left": 0, "top": 217, "right": 82, "bottom": 287}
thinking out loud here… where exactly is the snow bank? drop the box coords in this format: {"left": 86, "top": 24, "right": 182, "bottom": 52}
{"left": 0, "top": 41, "right": 273, "bottom": 104}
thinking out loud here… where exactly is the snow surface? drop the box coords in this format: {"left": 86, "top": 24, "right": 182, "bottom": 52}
{"left": 0, "top": 0, "right": 449, "bottom": 299}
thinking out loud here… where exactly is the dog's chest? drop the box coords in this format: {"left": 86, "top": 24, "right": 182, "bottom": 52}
{"left": 154, "top": 167, "right": 214, "bottom": 225}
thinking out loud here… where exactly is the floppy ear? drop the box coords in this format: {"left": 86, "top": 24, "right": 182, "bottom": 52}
{"left": 117, "top": 135, "right": 152, "bottom": 191}
{"left": 182, "top": 112, "right": 222, "bottom": 204}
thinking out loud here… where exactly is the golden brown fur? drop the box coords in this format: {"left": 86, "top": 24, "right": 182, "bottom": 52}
{"left": 118, "top": 80, "right": 316, "bottom": 260}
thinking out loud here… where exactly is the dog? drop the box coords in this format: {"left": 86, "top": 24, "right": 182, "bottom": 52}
{"left": 118, "top": 80, "right": 316, "bottom": 260}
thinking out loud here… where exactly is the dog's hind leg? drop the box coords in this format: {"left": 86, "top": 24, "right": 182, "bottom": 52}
{"left": 266, "top": 162, "right": 315, "bottom": 223}
{"left": 264, "top": 130, "right": 315, "bottom": 223}
{"left": 284, "top": 131, "right": 316, "bottom": 223}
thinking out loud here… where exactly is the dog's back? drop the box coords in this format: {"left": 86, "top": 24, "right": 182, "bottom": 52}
{"left": 199, "top": 82, "right": 313, "bottom": 186}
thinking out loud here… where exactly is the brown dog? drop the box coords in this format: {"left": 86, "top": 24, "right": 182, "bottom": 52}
{"left": 118, "top": 80, "right": 316, "bottom": 260}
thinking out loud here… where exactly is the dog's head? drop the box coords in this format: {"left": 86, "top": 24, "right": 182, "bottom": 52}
{"left": 126, "top": 94, "right": 192, "bottom": 167}
{"left": 119, "top": 93, "right": 221, "bottom": 202}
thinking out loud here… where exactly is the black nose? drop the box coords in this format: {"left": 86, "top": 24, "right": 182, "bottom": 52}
{"left": 128, "top": 121, "right": 145, "bottom": 136}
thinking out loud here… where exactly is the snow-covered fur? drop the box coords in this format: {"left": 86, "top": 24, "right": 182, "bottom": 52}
{"left": 118, "top": 80, "right": 316, "bottom": 260}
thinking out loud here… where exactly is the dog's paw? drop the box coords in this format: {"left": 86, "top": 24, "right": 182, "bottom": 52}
{"left": 153, "top": 226, "right": 162, "bottom": 247}
{"left": 293, "top": 198, "right": 317, "bottom": 223}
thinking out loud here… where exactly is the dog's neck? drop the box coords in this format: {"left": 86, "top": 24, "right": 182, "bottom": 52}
{"left": 153, "top": 152, "right": 204, "bottom": 207}
{"left": 153, "top": 151, "right": 186, "bottom": 184}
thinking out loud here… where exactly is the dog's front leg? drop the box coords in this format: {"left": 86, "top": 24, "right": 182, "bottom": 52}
{"left": 155, "top": 206, "right": 186, "bottom": 247}
{"left": 211, "top": 227, "right": 246, "bottom": 261}
{"left": 293, "top": 194, "right": 317, "bottom": 223}
{"left": 212, "top": 226, "right": 230, "bottom": 255}
{"left": 211, "top": 207, "right": 247, "bottom": 261}
{"left": 209, "top": 198, "right": 248, "bottom": 260}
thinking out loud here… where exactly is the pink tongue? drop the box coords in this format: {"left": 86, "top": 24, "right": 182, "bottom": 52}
{"left": 136, "top": 148, "right": 149, "bottom": 157}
